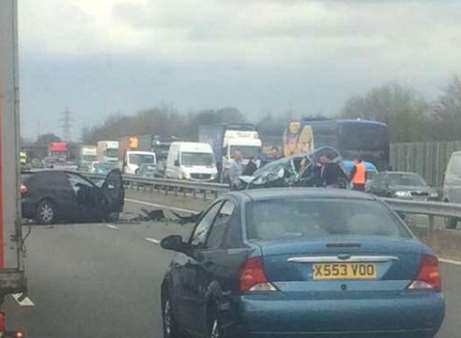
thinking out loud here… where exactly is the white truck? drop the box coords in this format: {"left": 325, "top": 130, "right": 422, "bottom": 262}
{"left": 198, "top": 124, "right": 263, "bottom": 181}
{"left": 96, "top": 141, "right": 120, "bottom": 164}
{"left": 118, "top": 136, "right": 157, "bottom": 175}
{"left": 79, "top": 145, "right": 97, "bottom": 171}
{"left": 0, "top": 1, "right": 28, "bottom": 334}
{"left": 165, "top": 142, "right": 217, "bottom": 181}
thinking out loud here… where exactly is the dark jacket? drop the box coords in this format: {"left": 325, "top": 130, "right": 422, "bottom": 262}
{"left": 321, "top": 162, "right": 348, "bottom": 187}
{"left": 242, "top": 160, "right": 258, "bottom": 176}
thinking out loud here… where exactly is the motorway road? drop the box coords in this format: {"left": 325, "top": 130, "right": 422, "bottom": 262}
{"left": 3, "top": 198, "right": 461, "bottom": 338}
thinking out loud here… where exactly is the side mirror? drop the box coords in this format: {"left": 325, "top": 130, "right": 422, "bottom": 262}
{"left": 161, "top": 235, "right": 187, "bottom": 252}
{"left": 174, "top": 160, "right": 180, "bottom": 167}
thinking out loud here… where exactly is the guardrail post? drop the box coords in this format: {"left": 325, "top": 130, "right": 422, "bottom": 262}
{"left": 203, "top": 190, "right": 207, "bottom": 200}
{"left": 192, "top": 189, "right": 196, "bottom": 199}
{"left": 428, "top": 215, "right": 435, "bottom": 244}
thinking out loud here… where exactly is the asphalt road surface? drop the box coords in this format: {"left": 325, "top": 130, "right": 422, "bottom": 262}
{"left": 4, "top": 199, "right": 461, "bottom": 338}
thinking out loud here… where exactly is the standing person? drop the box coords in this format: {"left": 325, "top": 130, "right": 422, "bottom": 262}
{"left": 270, "top": 146, "right": 281, "bottom": 161}
{"left": 242, "top": 157, "right": 258, "bottom": 176}
{"left": 350, "top": 157, "right": 367, "bottom": 191}
{"left": 228, "top": 150, "right": 244, "bottom": 190}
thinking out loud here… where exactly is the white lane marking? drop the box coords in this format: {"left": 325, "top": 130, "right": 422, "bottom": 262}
{"left": 105, "top": 224, "right": 119, "bottom": 231}
{"left": 440, "top": 258, "right": 461, "bottom": 266}
{"left": 12, "top": 294, "right": 34, "bottom": 307}
{"left": 125, "top": 198, "right": 197, "bottom": 214}
{"left": 145, "top": 237, "right": 160, "bottom": 245}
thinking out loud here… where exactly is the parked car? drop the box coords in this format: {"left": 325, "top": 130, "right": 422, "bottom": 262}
{"left": 160, "top": 188, "right": 444, "bottom": 338}
{"left": 367, "top": 171, "right": 438, "bottom": 201}
{"left": 90, "top": 161, "right": 120, "bottom": 175}
{"left": 43, "top": 157, "right": 79, "bottom": 171}
{"left": 443, "top": 151, "right": 461, "bottom": 228}
{"left": 21, "top": 169, "right": 124, "bottom": 224}
{"left": 137, "top": 163, "right": 161, "bottom": 178}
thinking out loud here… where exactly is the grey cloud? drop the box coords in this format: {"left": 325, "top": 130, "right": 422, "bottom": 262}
{"left": 111, "top": 0, "right": 461, "bottom": 45}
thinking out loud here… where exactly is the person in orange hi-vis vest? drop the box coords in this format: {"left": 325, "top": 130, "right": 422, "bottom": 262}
{"left": 351, "top": 157, "right": 367, "bottom": 191}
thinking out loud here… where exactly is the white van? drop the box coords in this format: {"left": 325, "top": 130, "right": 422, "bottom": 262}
{"left": 443, "top": 151, "right": 461, "bottom": 228}
{"left": 166, "top": 142, "right": 217, "bottom": 181}
{"left": 123, "top": 151, "right": 156, "bottom": 175}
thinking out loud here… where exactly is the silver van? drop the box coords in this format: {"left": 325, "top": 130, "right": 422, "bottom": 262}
{"left": 443, "top": 151, "right": 461, "bottom": 228}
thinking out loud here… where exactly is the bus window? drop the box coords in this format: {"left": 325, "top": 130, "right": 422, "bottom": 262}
{"left": 311, "top": 122, "right": 338, "bottom": 148}
{"left": 338, "top": 123, "right": 388, "bottom": 151}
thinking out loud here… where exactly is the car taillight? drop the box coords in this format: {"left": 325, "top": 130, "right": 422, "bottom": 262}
{"left": 239, "top": 257, "right": 276, "bottom": 292}
{"left": 20, "top": 184, "right": 28, "bottom": 195}
{"left": 0, "top": 311, "right": 5, "bottom": 332}
{"left": 409, "top": 255, "right": 441, "bottom": 291}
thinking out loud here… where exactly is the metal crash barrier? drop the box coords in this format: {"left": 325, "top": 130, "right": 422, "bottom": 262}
{"left": 82, "top": 172, "right": 229, "bottom": 200}
{"left": 81, "top": 171, "right": 461, "bottom": 234}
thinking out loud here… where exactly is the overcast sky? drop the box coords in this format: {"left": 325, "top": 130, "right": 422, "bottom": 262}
{"left": 19, "top": 0, "right": 461, "bottom": 139}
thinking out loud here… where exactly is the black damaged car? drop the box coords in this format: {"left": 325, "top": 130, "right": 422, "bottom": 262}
{"left": 239, "top": 147, "right": 347, "bottom": 189}
{"left": 21, "top": 169, "right": 124, "bottom": 224}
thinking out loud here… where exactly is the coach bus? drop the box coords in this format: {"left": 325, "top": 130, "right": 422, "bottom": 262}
{"left": 283, "top": 118, "right": 390, "bottom": 171}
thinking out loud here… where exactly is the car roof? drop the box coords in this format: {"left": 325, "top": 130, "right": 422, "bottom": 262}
{"left": 226, "top": 188, "right": 377, "bottom": 202}
{"left": 171, "top": 141, "right": 212, "bottom": 150}
{"left": 380, "top": 171, "right": 422, "bottom": 176}
{"left": 128, "top": 151, "right": 156, "bottom": 155}
{"left": 22, "top": 169, "right": 80, "bottom": 175}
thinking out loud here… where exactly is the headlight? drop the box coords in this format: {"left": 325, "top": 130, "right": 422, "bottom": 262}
{"left": 394, "top": 191, "right": 412, "bottom": 198}
{"left": 430, "top": 191, "right": 439, "bottom": 198}
{"left": 182, "top": 172, "right": 191, "bottom": 179}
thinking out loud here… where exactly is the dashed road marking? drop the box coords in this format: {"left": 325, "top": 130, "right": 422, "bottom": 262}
{"left": 125, "top": 198, "right": 197, "bottom": 214}
{"left": 440, "top": 258, "right": 461, "bottom": 266}
{"left": 105, "top": 224, "right": 119, "bottom": 231}
{"left": 12, "top": 294, "right": 34, "bottom": 307}
{"left": 145, "top": 237, "right": 160, "bottom": 245}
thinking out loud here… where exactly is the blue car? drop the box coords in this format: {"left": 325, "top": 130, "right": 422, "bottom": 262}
{"left": 160, "top": 188, "right": 445, "bottom": 338}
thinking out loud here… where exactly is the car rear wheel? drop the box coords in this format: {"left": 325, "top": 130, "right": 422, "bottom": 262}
{"left": 162, "top": 296, "right": 181, "bottom": 338}
{"left": 445, "top": 217, "right": 458, "bottom": 229}
{"left": 35, "top": 199, "right": 56, "bottom": 225}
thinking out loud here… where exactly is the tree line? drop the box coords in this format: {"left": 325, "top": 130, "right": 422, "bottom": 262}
{"left": 80, "top": 106, "right": 248, "bottom": 145}
{"left": 28, "top": 75, "right": 461, "bottom": 146}
{"left": 341, "top": 76, "right": 461, "bottom": 142}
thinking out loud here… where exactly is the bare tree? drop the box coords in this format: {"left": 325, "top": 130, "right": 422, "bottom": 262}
{"left": 342, "top": 83, "right": 429, "bottom": 142}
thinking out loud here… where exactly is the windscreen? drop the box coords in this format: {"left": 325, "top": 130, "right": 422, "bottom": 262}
{"left": 253, "top": 157, "right": 290, "bottom": 177}
{"left": 181, "top": 152, "right": 214, "bottom": 166}
{"left": 388, "top": 173, "right": 426, "bottom": 186}
{"left": 104, "top": 149, "right": 118, "bottom": 158}
{"left": 229, "top": 145, "right": 260, "bottom": 159}
{"left": 82, "top": 155, "right": 97, "bottom": 162}
{"left": 129, "top": 154, "right": 155, "bottom": 165}
{"left": 247, "top": 198, "right": 410, "bottom": 241}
